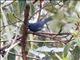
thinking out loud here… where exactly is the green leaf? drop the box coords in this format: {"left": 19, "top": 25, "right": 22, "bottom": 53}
{"left": 74, "top": 39, "right": 80, "bottom": 47}
{"left": 18, "top": 0, "right": 26, "bottom": 14}
{"left": 66, "top": 16, "right": 78, "bottom": 23}
{"left": 63, "top": 43, "right": 71, "bottom": 57}
{"left": 30, "top": 4, "right": 35, "bottom": 16}
{"left": 45, "top": 3, "right": 58, "bottom": 14}
{"left": 53, "top": 10, "right": 65, "bottom": 20}
{"left": 71, "top": 46, "right": 80, "bottom": 60}
{"left": 0, "top": 12, "right": 2, "bottom": 19}
{"left": 68, "top": 1, "right": 77, "bottom": 12}
{"left": 7, "top": 13, "right": 17, "bottom": 24}
{"left": 12, "top": 1, "right": 20, "bottom": 16}
{"left": 8, "top": 49, "right": 16, "bottom": 60}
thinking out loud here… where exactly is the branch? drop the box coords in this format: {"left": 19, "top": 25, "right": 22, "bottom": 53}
{"left": 20, "top": 4, "right": 30, "bottom": 60}
{"left": 28, "top": 31, "right": 71, "bottom": 36}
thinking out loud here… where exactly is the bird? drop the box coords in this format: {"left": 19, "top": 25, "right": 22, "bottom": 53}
{"left": 28, "top": 17, "right": 52, "bottom": 32}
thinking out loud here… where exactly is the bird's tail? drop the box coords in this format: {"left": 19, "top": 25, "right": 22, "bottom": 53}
{"left": 43, "top": 17, "right": 52, "bottom": 23}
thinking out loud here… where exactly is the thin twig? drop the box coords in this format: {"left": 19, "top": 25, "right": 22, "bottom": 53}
{"left": 28, "top": 31, "right": 71, "bottom": 35}
{"left": 27, "top": 40, "right": 59, "bottom": 43}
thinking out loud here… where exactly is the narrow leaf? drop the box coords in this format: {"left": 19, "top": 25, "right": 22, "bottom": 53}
{"left": 18, "top": 0, "right": 26, "bottom": 14}
{"left": 8, "top": 49, "right": 15, "bottom": 60}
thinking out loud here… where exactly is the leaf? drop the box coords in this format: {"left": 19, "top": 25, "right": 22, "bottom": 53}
{"left": 62, "top": 43, "right": 72, "bottom": 60}
{"left": 71, "top": 46, "right": 80, "bottom": 60}
{"left": 55, "top": 53, "right": 62, "bottom": 60}
{"left": 68, "top": 1, "right": 77, "bottom": 12}
{"left": 45, "top": 3, "right": 58, "bottom": 14}
{"left": 7, "top": 13, "right": 17, "bottom": 24}
{"left": 18, "top": 0, "right": 26, "bottom": 14}
{"left": 74, "top": 39, "right": 80, "bottom": 47}
{"left": 12, "top": 1, "right": 20, "bottom": 16}
{"left": 0, "top": 12, "right": 2, "bottom": 19}
{"left": 49, "top": 20, "right": 65, "bottom": 33}
{"left": 8, "top": 49, "right": 15, "bottom": 60}
{"left": 30, "top": 4, "right": 35, "bottom": 16}
{"left": 63, "top": 43, "right": 71, "bottom": 57}
{"left": 66, "top": 16, "right": 78, "bottom": 23}
{"left": 54, "top": 10, "right": 65, "bottom": 20}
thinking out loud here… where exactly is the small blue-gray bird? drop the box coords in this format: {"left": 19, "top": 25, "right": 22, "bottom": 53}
{"left": 28, "top": 17, "right": 52, "bottom": 32}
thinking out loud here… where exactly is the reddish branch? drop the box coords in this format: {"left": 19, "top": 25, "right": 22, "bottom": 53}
{"left": 20, "top": 4, "right": 30, "bottom": 60}
{"left": 28, "top": 31, "right": 71, "bottom": 35}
